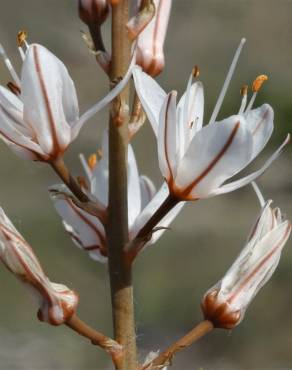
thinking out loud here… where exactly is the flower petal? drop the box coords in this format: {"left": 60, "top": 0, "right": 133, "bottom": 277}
{"left": 177, "top": 78, "right": 204, "bottom": 158}
{"left": 212, "top": 134, "right": 290, "bottom": 196}
{"left": 175, "top": 116, "right": 253, "bottom": 199}
{"left": 50, "top": 189, "right": 107, "bottom": 263}
{"left": 132, "top": 66, "right": 167, "bottom": 135}
{"left": 128, "top": 144, "right": 142, "bottom": 227}
{"left": 21, "top": 44, "right": 78, "bottom": 155}
{"left": 140, "top": 175, "right": 156, "bottom": 209}
{"left": 244, "top": 104, "right": 274, "bottom": 160}
{"left": 158, "top": 92, "right": 178, "bottom": 181}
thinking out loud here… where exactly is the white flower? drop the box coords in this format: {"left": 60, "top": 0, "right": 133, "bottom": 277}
{"left": 133, "top": 39, "right": 290, "bottom": 200}
{"left": 50, "top": 130, "right": 184, "bottom": 262}
{"left": 0, "top": 42, "right": 133, "bottom": 161}
{"left": 136, "top": 0, "right": 172, "bottom": 76}
{"left": 201, "top": 183, "right": 291, "bottom": 329}
{"left": 0, "top": 208, "right": 78, "bottom": 325}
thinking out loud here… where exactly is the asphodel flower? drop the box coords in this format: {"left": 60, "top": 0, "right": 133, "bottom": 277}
{"left": 0, "top": 39, "right": 133, "bottom": 161}
{"left": 136, "top": 0, "right": 172, "bottom": 76}
{"left": 50, "top": 130, "right": 183, "bottom": 262}
{"left": 133, "top": 38, "right": 290, "bottom": 200}
{"left": 201, "top": 183, "right": 291, "bottom": 329}
{"left": 0, "top": 208, "right": 78, "bottom": 325}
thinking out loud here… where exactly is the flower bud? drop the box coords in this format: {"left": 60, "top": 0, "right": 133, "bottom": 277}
{"left": 201, "top": 197, "right": 291, "bottom": 329}
{"left": 0, "top": 208, "right": 79, "bottom": 325}
{"left": 136, "top": 0, "right": 172, "bottom": 76}
{"left": 79, "top": 0, "right": 109, "bottom": 25}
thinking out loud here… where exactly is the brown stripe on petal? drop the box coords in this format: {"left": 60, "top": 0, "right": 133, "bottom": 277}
{"left": 33, "top": 45, "right": 60, "bottom": 158}
{"left": 164, "top": 93, "right": 174, "bottom": 184}
{"left": 251, "top": 108, "right": 270, "bottom": 136}
{"left": 227, "top": 222, "right": 291, "bottom": 304}
{"left": 180, "top": 121, "right": 241, "bottom": 198}
{"left": 65, "top": 198, "right": 107, "bottom": 256}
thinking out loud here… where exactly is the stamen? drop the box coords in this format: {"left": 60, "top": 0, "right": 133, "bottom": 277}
{"left": 251, "top": 181, "right": 265, "bottom": 207}
{"left": 18, "top": 47, "right": 25, "bottom": 61}
{"left": 238, "top": 84, "right": 248, "bottom": 114}
{"left": 245, "top": 75, "right": 268, "bottom": 112}
{"left": 0, "top": 43, "right": 21, "bottom": 85}
{"left": 88, "top": 153, "right": 97, "bottom": 170}
{"left": 252, "top": 74, "right": 268, "bottom": 92}
{"left": 192, "top": 65, "right": 200, "bottom": 78}
{"left": 17, "top": 30, "right": 28, "bottom": 48}
{"left": 208, "top": 38, "right": 246, "bottom": 125}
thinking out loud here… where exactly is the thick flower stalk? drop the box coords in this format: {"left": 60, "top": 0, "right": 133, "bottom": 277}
{"left": 0, "top": 208, "right": 78, "bottom": 325}
{"left": 202, "top": 184, "right": 291, "bottom": 329}
{"left": 50, "top": 130, "right": 184, "bottom": 262}
{"left": 135, "top": 0, "right": 172, "bottom": 76}
{"left": 0, "top": 41, "right": 133, "bottom": 162}
{"left": 133, "top": 40, "right": 290, "bottom": 201}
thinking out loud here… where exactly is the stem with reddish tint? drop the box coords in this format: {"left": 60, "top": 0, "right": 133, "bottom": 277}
{"left": 143, "top": 320, "right": 214, "bottom": 370}
{"left": 126, "top": 194, "right": 179, "bottom": 263}
{"left": 106, "top": 1, "right": 137, "bottom": 370}
{"left": 66, "top": 314, "right": 123, "bottom": 367}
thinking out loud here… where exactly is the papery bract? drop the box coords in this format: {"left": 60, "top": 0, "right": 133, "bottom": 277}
{"left": 0, "top": 208, "right": 78, "bottom": 325}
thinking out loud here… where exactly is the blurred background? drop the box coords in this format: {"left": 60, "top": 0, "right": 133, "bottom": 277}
{"left": 0, "top": 0, "right": 292, "bottom": 369}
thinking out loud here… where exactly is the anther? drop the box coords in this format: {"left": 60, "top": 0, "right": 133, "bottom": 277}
{"left": 88, "top": 153, "right": 97, "bottom": 171}
{"left": 192, "top": 65, "right": 200, "bottom": 78}
{"left": 17, "top": 30, "right": 28, "bottom": 47}
{"left": 238, "top": 84, "right": 248, "bottom": 114}
{"left": 252, "top": 74, "right": 268, "bottom": 92}
{"left": 240, "top": 84, "right": 248, "bottom": 96}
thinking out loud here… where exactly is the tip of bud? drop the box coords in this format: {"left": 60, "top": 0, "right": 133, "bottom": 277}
{"left": 240, "top": 37, "right": 246, "bottom": 45}
{"left": 88, "top": 153, "right": 97, "bottom": 170}
{"left": 192, "top": 65, "right": 200, "bottom": 78}
{"left": 17, "top": 30, "right": 28, "bottom": 47}
{"left": 252, "top": 74, "right": 268, "bottom": 93}
{"left": 240, "top": 84, "right": 248, "bottom": 96}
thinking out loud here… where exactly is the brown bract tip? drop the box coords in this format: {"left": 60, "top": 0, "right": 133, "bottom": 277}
{"left": 192, "top": 65, "right": 200, "bottom": 78}
{"left": 240, "top": 84, "right": 248, "bottom": 96}
{"left": 17, "top": 30, "right": 28, "bottom": 47}
{"left": 252, "top": 74, "right": 268, "bottom": 92}
{"left": 201, "top": 290, "right": 241, "bottom": 329}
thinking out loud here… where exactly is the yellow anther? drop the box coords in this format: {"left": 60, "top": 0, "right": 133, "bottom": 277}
{"left": 240, "top": 84, "right": 248, "bottom": 96}
{"left": 192, "top": 65, "right": 200, "bottom": 78}
{"left": 88, "top": 153, "right": 97, "bottom": 170}
{"left": 17, "top": 30, "right": 28, "bottom": 47}
{"left": 252, "top": 75, "right": 268, "bottom": 93}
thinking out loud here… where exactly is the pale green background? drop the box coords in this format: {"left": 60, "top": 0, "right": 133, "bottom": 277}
{"left": 0, "top": 1, "right": 291, "bottom": 369}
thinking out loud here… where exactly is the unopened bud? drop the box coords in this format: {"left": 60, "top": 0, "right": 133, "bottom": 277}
{"left": 252, "top": 74, "right": 268, "bottom": 92}
{"left": 79, "top": 0, "right": 109, "bottom": 25}
{"left": 136, "top": 0, "right": 172, "bottom": 76}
